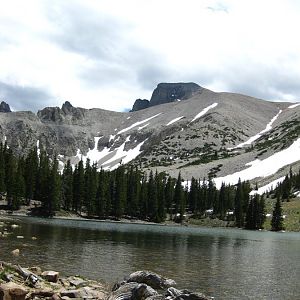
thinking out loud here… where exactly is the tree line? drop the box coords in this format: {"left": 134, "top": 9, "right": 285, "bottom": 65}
{"left": 0, "top": 142, "right": 288, "bottom": 231}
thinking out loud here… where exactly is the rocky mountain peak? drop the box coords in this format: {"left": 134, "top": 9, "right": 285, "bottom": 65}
{"left": 131, "top": 99, "right": 150, "bottom": 112}
{"left": 0, "top": 101, "right": 11, "bottom": 113}
{"left": 62, "top": 101, "right": 73, "bottom": 113}
{"left": 131, "top": 82, "right": 203, "bottom": 111}
{"left": 149, "top": 82, "right": 202, "bottom": 107}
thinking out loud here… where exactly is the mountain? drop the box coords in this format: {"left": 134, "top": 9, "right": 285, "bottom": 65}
{"left": 1, "top": 83, "right": 300, "bottom": 193}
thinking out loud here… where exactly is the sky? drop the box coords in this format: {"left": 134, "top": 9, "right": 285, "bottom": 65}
{"left": 1, "top": 0, "right": 300, "bottom": 112}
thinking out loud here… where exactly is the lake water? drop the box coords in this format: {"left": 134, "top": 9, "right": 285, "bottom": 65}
{"left": 0, "top": 216, "right": 300, "bottom": 299}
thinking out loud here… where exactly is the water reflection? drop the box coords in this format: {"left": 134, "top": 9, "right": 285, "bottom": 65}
{"left": 0, "top": 217, "right": 299, "bottom": 299}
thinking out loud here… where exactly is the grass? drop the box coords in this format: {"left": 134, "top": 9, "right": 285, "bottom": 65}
{"left": 263, "top": 197, "right": 300, "bottom": 231}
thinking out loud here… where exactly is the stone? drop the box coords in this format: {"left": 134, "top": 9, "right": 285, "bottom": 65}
{"left": 166, "top": 287, "right": 212, "bottom": 300}
{"left": 16, "top": 236, "right": 24, "bottom": 239}
{"left": 126, "top": 271, "right": 176, "bottom": 289}
{"left": 108, "top": 282, "right": 157, "bottom": 300}
{"left": 69, "top": 278, "right": 87, "bottom": 288}
{"left": 60, "top": 290, "right": 82, "bottom": 298}
{"left": 0, "top": 282, "right": 28, "bottom": 300}
{"left": 11, "top": 249, "right": 20, "bottom": 256}
{"left": 51, "top": 293, "right": 61, "bottom": 300}
{"left": 41, "top": 271, "right": 59, "bottom": 283}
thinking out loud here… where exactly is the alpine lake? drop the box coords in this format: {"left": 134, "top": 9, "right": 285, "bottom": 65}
{"left": 0, "top": 216, "right": 299, "bottom": 299}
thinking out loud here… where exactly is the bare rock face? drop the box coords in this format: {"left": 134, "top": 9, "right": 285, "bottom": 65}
{"left": 149, "top": 83, "right": 202, "bottom": 107}
{"left": 37, "top": 101, "right": 85, "bottom": 124}
{"left": 0, "top": 101, "right": 11, "bottom": 113}
{"left": 131, "top": 99, "right": 150, "bottom": 112}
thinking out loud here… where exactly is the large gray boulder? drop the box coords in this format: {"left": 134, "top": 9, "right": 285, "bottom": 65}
{"left": 126, "top": 271, "right": 176, "bottom": 290}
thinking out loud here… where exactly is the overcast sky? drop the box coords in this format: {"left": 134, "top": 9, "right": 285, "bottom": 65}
{"left": 1, "top": 0, "right": 300, "bottom": 112}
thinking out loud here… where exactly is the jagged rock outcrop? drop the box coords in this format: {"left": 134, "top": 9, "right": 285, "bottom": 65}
{"left": 149, "top": 82, "right": 202, "bottom": 107}
{"left": 0, "top": 101, "right": 11, "bottom": 113}
{"left": 37, "top": 101, "right": 85, "bottom": 124}
{"left": 131, "top": 99, "right": 150, "bottom": 112}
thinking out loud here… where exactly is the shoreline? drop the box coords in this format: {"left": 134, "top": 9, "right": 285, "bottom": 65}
{"left": 0, "top": 211, "right": 292, "bottom": 234}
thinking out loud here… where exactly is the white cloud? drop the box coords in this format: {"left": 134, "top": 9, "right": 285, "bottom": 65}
{"left": 0, "top": 0, "right": 300, "bottom": 112}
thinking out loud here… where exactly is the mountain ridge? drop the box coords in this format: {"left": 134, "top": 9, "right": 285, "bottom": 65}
{"left": 0, "top": 83, "right": 299, "bottom": 193}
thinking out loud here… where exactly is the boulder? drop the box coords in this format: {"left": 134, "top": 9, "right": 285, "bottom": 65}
{"left": 166, "top": 287, "right": 212, "bottom": 300}
{"left": 126, "top": 271, "right": 176, "bottom": 289}
{"left": 108, "top": 282, "right": 157, "bottom": 300}
{"left": 11, "top": 249, "right": 20, "bottom": 256}
{"left": 41, "top": 271, "right": 59, "bottom": 283}
{"left": 0, "top": 282, "right": 28, "bottom": 300}
{"left": 69, "top": 278, "right": 87, "bottom": 288}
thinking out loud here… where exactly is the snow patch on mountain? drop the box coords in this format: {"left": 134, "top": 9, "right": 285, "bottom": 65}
{"left": 249, "top": 176, "right": 285, "bottom": 196}
{"left": 117, "top": 113, "right": 162, "bottom": 135}
{"left": 214, "top": 137, "right": 300, "bottom": 188}
{"left": 233, "top": 110, "right": 282, "bottom": 148}
{"left": 166, "top": 116, "right": 184, "bottom": 126}
{"left": 191, "top": 103, "right": 218, "bottom": 122}
{"left": 138, "top": 123, "right": 150, "bottom": 130}
{"left": 288, "top": 103, "right": 300, "bottom": 109}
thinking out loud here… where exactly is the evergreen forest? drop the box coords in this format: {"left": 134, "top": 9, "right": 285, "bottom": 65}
{"left": 0, "top": 142, "right": 296, "bottom": 231}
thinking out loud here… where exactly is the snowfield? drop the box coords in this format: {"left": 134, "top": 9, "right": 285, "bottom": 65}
{"left": 249, "top": 176, "right": 285, "bottom": 196}
{"left": 214, "top": 137, "right": 300, "bottom": 189}
{"left": 71, "top": 136, "right": 146, "bottom": 171}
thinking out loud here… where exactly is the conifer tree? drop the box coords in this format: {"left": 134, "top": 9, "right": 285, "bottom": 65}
{"left": 164, "top": 176, "right": 174, "bottom": 216}
{"left": 62, "top": 160, "right": 73, "bottom": 210}
{"left": 46, "top": 156, "right": 61, "bottom": 216}
{"left": 73, "top": 159, "right": 85, "bottom": 213}
{"left": 24, "top": 147, "right": 38, "bottom": 203}
{"left": 114, "top": 166, "right": 126, "bottom": 218}
{"left": 0, "top": 143, "right": 6, "bottom": 193}
{"left": 173, "top": 172, "right": 184, "bottom": 221}
{"left": 235, "top": 178, "right": 244, "bottom": 227}
{"left": 96, "top": 168, "right": 108, "bottom": 217}
{"left": 147, "top": 170, "right": 158, "bottom": 221}
{"left": 271, "top": 196, "right": 284, "bottom": 231}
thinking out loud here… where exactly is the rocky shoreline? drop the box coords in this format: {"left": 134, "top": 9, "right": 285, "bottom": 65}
{"left": 0, "top": 262, "right": 212, "bottom": 300}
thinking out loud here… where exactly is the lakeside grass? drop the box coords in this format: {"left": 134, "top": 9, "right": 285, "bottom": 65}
{"left": 263, "top": 196, "right": 300, "bottom": 231}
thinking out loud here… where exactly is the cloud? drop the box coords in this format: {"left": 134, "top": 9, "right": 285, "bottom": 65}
{"left": 0, "top": 82, "right": 55, "bottom": 112}
{"left": 0, "top": 0, "right": 300, "bottom": 112}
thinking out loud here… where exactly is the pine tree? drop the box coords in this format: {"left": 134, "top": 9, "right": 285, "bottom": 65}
{"left": 147, "top": 170, "right": 158, "bottom": 222}
{"left": 72, "top": 159, "right": 85, "bottom": 213}
{"left": 46, "top": 156, "right": 61, "bottom": 216}
{"left": 271, "top": 196, "right": 284, "bottom": 231}
{"left": 96, "top": 168, "right": 108, "bottom": 217}
{"left": 12, "top": 159, "right": 25, "bottom": 210}
{"left": 234, "top": 178, "right": 244, "bottom": 228}
{"left": 114, "top": 166, "right": 126, "bottom": 219}
{"left": 24, "top": 147, "right": 38, "bottom": 204}
{"left": 62, "top": 160, "right": 73, "bottom": 211}
{"left": 0, "top": 143, "right": 6, "bottom": 193}
{"left": 164, "top": 176, "right": 174, "bottom": 216}
{"left": 173, "top": 172, "right": 184, "bottom": 221}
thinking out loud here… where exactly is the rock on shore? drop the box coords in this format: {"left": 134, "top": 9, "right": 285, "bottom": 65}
{"left": 0, "top": 262, "right": 212, "bottom": 300}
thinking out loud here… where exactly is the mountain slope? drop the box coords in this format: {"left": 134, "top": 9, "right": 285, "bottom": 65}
{"left": 1, "top": 84, "right": 299, "bottom": 192}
